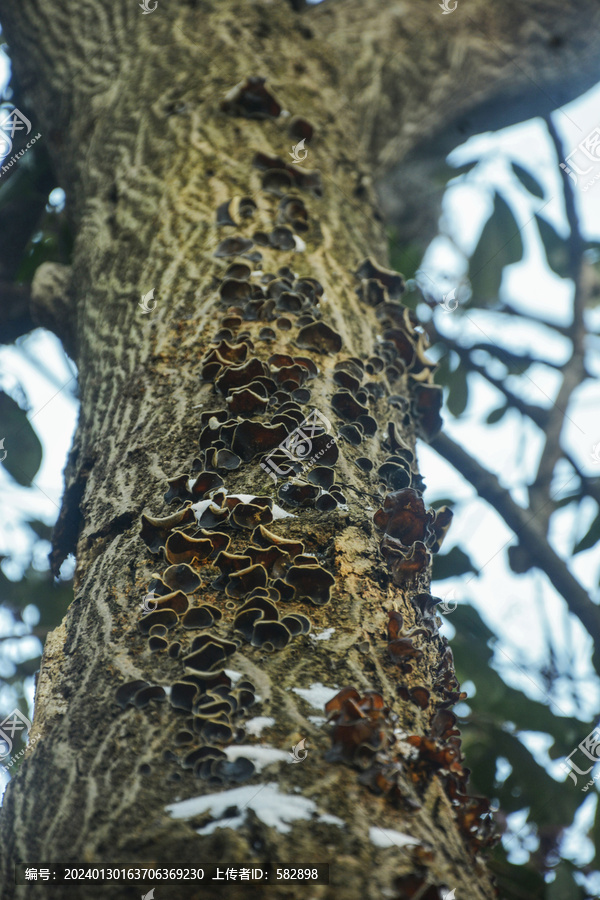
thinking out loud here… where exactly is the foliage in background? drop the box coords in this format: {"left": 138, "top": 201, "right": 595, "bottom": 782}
{"left": 389, "top": 119, "right": 600, "bottom": 899}
{"left": 0, "top": 61, "right": 74, "bottom": 772}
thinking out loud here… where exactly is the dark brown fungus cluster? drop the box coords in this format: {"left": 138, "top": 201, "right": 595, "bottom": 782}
{"left": 114, "top": 680, "right": 166, "bottom": 710}
{"left": 325, "top": 682, "right": 495, "bottom": 857}
{"left": 216, "top": 197, "right": 257, "bottom": 228}
{"left": 325, "top": 687, "right": 394, "bottom": 767}
{"left": 234, "top": 590, "right": 311, "bottom": 651}
{"left": 373, "top": 489, "right": 453, "bottom": 587}
{"left": 278, "top": 195, "right": 309, "bottom": 233}
{"left": 351, "top": 259, "right": 443, "bottom": 442}
{"left": 392, "top": 877, "right": 450, "bottom": 900}
{"left": 253, "top": 151, "right": 323, "bottom": 197}
{"left": 221, "top": 76, "right": 282, "bottom": 120}
{"left": 140, "top": 507, "right": 196, "bottom": 553}
{"left": 296, "top": 321, "right": 342, "bottom": 354}
{"left": 170, "top": 673, "right": 259, "bottom": 785}
{"left": 355, "top": 258, "right": 404, "bottom": 300}
{"left": 214, "top": 236, "right": 255, "bottom": 259}
{"left": 404, "top": 706, "right": 496, "bottom": 855}
{"left": 288, "top": 116, "right": 314, "bottom": 143}
{"left": 136, "top": 428, "right": 331, "bottom": 774}
{"left": 386, "top": 610, "right": 427, "bottom": 675}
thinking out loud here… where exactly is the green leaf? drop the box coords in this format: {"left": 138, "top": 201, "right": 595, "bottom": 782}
{"left": 469, "top": 193, "right": 524, "bottom": 303}
{"left": 27, "top": 519, "right": 54, "bottom": 541}
{"left": 535, "top": 214, "right": 571, "bottom": 279}
{"left": 511, "top": 162, "right": 545, "bottom": 199}
{"left": 573, "top": 509, "right": 600, "bottom": 554}
{"left": 451, "top": 606, "right": 585, "bottom": 751}
{"left": 0, "top": 390, "right": 43, "bottom": 486}
{"left": 489, "top": 852, "right": 545, "bottom": 900}
{"left": 553, "top": 492, "right": 582, "bottom": 510}
{"left": 388, "top": 240, "right": 422, "bottom": 282}
{"left": 486, "top": 404, "right": 508, "bottom": 424}
{"left": 447, "top": 159, "right": 479, "bottom": 179}
{"left": 445, "top": 364, "right": 469, "bottom": 417}
{"left": 546, "top": 863, "right": 586, "bottom": 900}
{"left": 432, "top": 546, "right": 478, "bottom": 580}
{"left": 430, "top": 497, "right": 455, "bottom": 510}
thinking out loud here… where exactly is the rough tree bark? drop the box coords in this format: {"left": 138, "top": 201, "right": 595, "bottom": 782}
{"left": 1, "top": 2, "right": 600, "bottom": 899}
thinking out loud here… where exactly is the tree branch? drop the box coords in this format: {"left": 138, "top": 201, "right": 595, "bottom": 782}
{"left": 431, "top": 430, "right": 600, "bottom": 661}
{"left": 562, "top": 449, "right": 600, "bottom": 507}
{"left": 426, "top": 319, "right": 549, "bottom": 428}
{"left": 528, "top": 117, "right": 587, "bottom": 528}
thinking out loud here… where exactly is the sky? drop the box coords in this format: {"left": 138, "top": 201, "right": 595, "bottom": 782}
{"left": 1, "top": 21, "right": 600, "bottom": 876}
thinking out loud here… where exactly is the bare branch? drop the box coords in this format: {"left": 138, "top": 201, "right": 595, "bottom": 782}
{"left": 426, "top": 319, "right": 549, "bottom": 428}
{"left": 431, "top": 430, "right": 600, "bottom": 661}
{"left": 528, "top": 117, "right": 587, "bottom": 528}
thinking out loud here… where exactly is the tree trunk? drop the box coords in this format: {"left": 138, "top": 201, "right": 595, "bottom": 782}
{"left": 1, "top": 1, "right": 599, "bottom": 898}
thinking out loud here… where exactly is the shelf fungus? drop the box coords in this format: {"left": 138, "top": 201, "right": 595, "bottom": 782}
{"left": 226, "top": 563, "right": 269, "bottom": 599}
{"left": 278, "top": 195, "right": 309, "bottom": 233}
{"left": 114, "top": 680, "right": 166, "bottom": 710}
{"left": 374, "top": 489, "right": 434, "bottom": 545}
{"left": 373, "top": 489, "right": 453, "bottom": 586}
{"left": 331, "top": 390, "right": 368, "bottom": 421}
{"left": 214, "top": 236, "right": 255, "bottom": 258}
{"left": 354, "top": 258, "right": 404, "bottom": 300}
{"left": 284, "top": 563, "right": 335, "bottom": 606}
{"left": 251, "top": 524, "right": 304, "bottom": 559}
{"left": 140, "top": 507, "right": 195, "bottom": 553}
{"left": 230, "top": 501, "right": 274, "bottom": 530}
{"left": 253, "top": 151, "right": 323, "bottom": 196}
{"left": 182, "top": 605, "right": 222, "bottom": 629}
{"left": 411, "top": 381, "right": 443, "bottom": 442}
{"left": 296, "top": 321, "right": 343, "bottom": 354}
{"left": 231, "top": 421, "right": 288, "bottom": 462}
{"left": 269, "top": 226, "right": 296, "bottom": 251}
{"left": 325, "top": 687, "right": 394, "bottom": 767}
{"left": 164, "top": 532, "right": 214, "bottom": 566}
{"left": 288, "top": 116, "right": 314, "bottom": 143}
{"left": 139, "top": 608, "right": 180, "bottom": 634}
{"left": 221, "top": 76, "right": 282, "bottom": 119}
{"left": 183, "top": 634, "right": 239, "bottom": 676}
